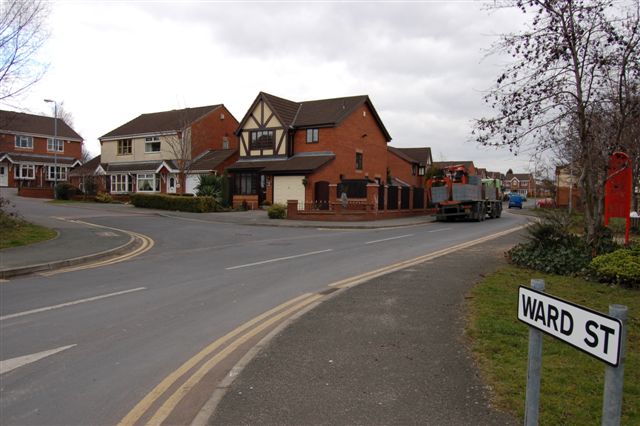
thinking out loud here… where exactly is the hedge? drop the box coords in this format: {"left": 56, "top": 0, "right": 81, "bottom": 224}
{"left": 130, "top": 193, "right": 220, "bottom": 213}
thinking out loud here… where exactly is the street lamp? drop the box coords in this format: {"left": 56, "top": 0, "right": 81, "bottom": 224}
{"left": 44, "top": 99, "right": 58, "bottom": 199}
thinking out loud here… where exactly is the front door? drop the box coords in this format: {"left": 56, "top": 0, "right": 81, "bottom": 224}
{"left": 168, "top": 174, "right": 177, "bottom": 194}
{"left": 0, "top": 164, "right": 8, "bottom": 187}
{"left": 314, "top": 181, "right": 329, "bottom": 210}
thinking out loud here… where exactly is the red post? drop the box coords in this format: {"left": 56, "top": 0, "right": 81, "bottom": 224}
{"left": 604, "top": 152, "right": 633, "bottom": 245}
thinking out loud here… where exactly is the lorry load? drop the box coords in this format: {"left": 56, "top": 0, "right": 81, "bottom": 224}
{"left": 427, "top": 165, "right": 502, "bottom": 221}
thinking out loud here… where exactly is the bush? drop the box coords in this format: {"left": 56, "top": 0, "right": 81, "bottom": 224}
{"left": 55, "top": 182, "right": 77, "bottom": 200}
{"left": 221, "top": 171, "right": 230, "bottom": 207}
{"left": 589, "top": 244, "right": 640, "bottom": 288}
{"left": 195, "top": 174, "right": 222, "bottom": 200}
{"left": 130, "top": 193, "right": 220, "bottom": 213}
{"left": 267, "top": 203, "right": 287, "bottom": 219}
{"left": 95, "top": 192, "right": 112, "bottom": 203}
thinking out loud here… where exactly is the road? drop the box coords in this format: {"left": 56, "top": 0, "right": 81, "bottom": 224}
{"left": 0, "top": 199, "right": 529, "bottom": 425}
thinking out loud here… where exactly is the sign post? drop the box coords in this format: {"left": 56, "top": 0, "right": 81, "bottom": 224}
{"left": 518, "top": 280, "right": 627, "bottom": 425}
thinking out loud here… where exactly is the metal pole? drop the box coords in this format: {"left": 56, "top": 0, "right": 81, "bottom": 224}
{"left": 602, "top": 305, "right": 628, "bottom": 426}
{"left": 53, "top": 102, "right": 58, "bottom": 197}
{"left": 524, "top": 279, "right": 545, "bottom": 426}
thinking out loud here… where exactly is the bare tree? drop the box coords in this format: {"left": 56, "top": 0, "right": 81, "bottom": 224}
{"left": 0, "top": 0, "right": 49, "bottom": 102}
{"left": 164, "top": 117, "right": 193, "bottom": 194}
{"left": 475, "top": 0, "right": 640, "bottom": 249}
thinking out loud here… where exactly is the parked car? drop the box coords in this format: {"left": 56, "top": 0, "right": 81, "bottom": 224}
{"left": 508, "top": 194, "right": 523, "bottom": 209}
{"left": 536, "top": 198, "right": 555, "bottom": 208}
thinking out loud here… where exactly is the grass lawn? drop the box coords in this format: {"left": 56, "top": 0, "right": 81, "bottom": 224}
{"left": 0, "top": 220, "right": 57, "bottom": 249}
{"left": 466, "top": 266, "right": 639, "bottom": 424}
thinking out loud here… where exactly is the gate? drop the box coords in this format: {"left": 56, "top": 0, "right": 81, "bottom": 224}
{"left": 387, "top": 186, "right": 398, "bottom": 210}
{"left": 314, "top": 181, "right": 330, "bottom": 210}
{"left": 378, "top": 185, "right": 385, "bottom": 210}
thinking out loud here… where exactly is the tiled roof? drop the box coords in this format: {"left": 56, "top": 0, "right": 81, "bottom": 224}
{"left": 511, "top": 173, "right": 532, "bottom": 181}
{"left": 228, "top": 153, "right": 335, "bottom": 174}
{"left": 104, "top": 160, "right": 178, "bottom": 173}
{"left": 486, "top": 171, "right": 504, "bottom": 179}
{"left": 189, "top": 149, "right": 236, "bottom": 171}
{"left": 0, "top": 110, "right": 83, "bottom": 140}
{"left": 388, "top": 146, "right": 432, "bottom": 165}
{"left": 248, "top": 92, "right": 392, "bottom": 141}
{"left": 69, "top": 155, "right": 104, "bottom": 176}
{"left": 0, "top": 152, "right": 80, "bottom": 165}
{"left": 100, "top": 105, "right": 222, "bottom": 139}
{"left": 433, "top": 161, "right": 476, "bottom": 170}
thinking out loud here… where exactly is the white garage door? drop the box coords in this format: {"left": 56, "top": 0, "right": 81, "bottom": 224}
{"left": 273, "top": 175, "right": 305, "bottom": 205}
{"left": 185, "top": 174, "right": 201, "bottom": 195}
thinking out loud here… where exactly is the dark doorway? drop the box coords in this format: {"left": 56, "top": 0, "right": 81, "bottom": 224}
{"left": 315, "top": 180, "right": 330, "bottom": 210}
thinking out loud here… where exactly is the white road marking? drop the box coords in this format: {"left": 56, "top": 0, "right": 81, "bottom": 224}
{"left": 364, "top": 234, "right": 414, "bottom": 245}
{"left": 0, "top": 344, "right": 76, "bottom": 375}
{"left": 226, "top": 249, "right": 333, "bottom": 270}
{"left": 428, "top": 227, "right": 453, "bottom": 233}
{"left": 0, "top": 287, "right": 147, "bottom": 321}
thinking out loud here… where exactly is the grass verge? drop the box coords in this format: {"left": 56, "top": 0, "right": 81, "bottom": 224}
{"left": 466, "top": 265, "right": 639, "bottom": 424}
{"left": 0, "top": 220, "right": 57, "bottom": 249}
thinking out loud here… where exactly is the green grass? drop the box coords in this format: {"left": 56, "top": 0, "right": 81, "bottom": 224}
{"left": 0, "top": 219, "right": 57, "bottom": 249}
{"left": 466, "top": 266, "right": 639, "bottom": 424}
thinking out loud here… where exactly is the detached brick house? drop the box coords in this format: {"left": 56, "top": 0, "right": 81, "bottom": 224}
{"left": 387, "top": 146, "right": 433, "bottom": 188}
{"left": 0, "top": 110, "right": 83, "bottom": 189}
{"left": 98, "top": 105, "right": 239, "bottom": 195}
{"left": 228, "top": 92, "right": 393, "bottom": 209}
{"left": 504, "top": 171, "right": 535, "bottom": 196}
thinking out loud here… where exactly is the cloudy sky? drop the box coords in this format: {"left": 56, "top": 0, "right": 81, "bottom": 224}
{"left": 16, "top": 0, "right": 537, "bottom": 174}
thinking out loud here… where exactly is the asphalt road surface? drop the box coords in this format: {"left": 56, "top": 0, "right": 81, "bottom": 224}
{"left": 0, "top": 199, "right": 529, "bottom": 425}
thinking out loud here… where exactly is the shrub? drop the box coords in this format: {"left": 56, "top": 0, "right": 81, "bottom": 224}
{"left": 589, "top": 245, "right": 640, "bottom": 288}
{"left": 55, "top": 182, "right": 77, "bottom": 200}
{"left": 95, "top": 192, "right": 112, "bottom": 203}
{"left": 130, "top": 193, "right": 220, "bottom": 213}
{"left": 267, "top": 203, "right": 287, "bottom": 219}
{"left": 221, "top": 171, "right": 230, "bottom": 207}
{"left": 195, "top": 174, "right": 222, "bottom": 200}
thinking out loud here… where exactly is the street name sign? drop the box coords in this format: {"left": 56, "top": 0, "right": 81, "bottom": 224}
{"left": 518, "top": 287, "right": 623, "bottom": 366}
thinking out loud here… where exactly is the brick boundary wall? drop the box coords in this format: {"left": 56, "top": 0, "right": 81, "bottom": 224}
{"left": 287, "top": 200, "right": 436, "bottom": 221}
{"left": 18, "top": 187, "right": 54, "bottom": 199}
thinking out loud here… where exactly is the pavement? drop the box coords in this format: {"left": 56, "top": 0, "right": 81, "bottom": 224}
{"left": 207, "top": 229, "right": 522, "bottom": 425}
{"left": 0, "top": 190, "right": 437, "bottom": 278}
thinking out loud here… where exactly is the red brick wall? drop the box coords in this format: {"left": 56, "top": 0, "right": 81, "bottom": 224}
{"left": 292, "top": 104, "right": 390, "bottom": 201}
{"left": 387, "top": 150, "right": 421, "bottom": 187}
{"left": 0, "top": 132, "right": 82, "bottom": 158}
{"left": 190, "top": 106, "right": 240, "bottom": 159}
{"left": 18, "top": 186, "right": 54, "bottom": 198}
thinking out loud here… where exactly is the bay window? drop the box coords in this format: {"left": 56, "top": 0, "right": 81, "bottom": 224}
{"left": 14, "top": 164, "right": 35, "bottom": 179}
{"left": 110, "top": 174, "right": 132, "bottom": 193}
{"left": 47, "top": 166, "right": 67, "bottom": 181}
{"left": 136, "top": 173, "right": 160, "bottom": 192}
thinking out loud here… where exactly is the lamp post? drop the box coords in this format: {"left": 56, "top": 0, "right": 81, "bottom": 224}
{"left": 44, "top": 99, "right": 58, "bottom": 199}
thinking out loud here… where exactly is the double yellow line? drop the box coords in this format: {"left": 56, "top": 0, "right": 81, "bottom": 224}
{"left": 119, "top": 292, "right": 322, "bottom": 426}
{"left": 39, "top": 219, "right": 154, "bottom": 276}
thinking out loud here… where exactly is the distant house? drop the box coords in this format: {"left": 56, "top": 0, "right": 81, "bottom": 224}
{"left": 69, "top": 155, "right": 107, "bottom": 194}
{"left": 98, "top": 105, "right": 239, "bottom": 195}
{"left": 555, "top": 164, "right": 581, "bottom": 208}
{"left": 504, "top": 171, "right": 535, "bottom": 196}
{"left": 0, "top": 110, "right": 83, "bottom": 188}
{"left": 387, "top": 146, "right": 433, "bottom": 188}
{"left": 476, "top": 167, "right": 487, "bottom": 179}
{"left": 228, "top": 92, "right": 392, "bottom": 209}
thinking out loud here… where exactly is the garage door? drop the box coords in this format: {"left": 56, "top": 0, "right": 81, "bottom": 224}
{"left": 185, "top": 174, "right": 201, "bottom": 195}
{"left": 273, "top": 175, "right": 305, "bottom": 205}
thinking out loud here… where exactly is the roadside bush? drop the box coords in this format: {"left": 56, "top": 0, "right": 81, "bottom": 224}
{"left": 507, "top": 210, "right": 592, "bottom": 274}
{"left": 95, "top": 192, "right": 112, "bottom": 203}
{"left": 267, "top": 203, "right": 287, "bottom": 219}
{"left": 55, "top": 182, "right": 77, "bottom": 200}
{"left": 130, "top": 193, "right": 220, "bottom": 213}
{"left": 589, "top": 244, "right": 640, "bottom": 289}
{"left": 195, "top": 174, "right": 222, "bottom": 201}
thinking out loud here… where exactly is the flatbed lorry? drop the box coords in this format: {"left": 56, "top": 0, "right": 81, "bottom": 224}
{"left": 428, "top": 165, "right": 502, "bottom": 222}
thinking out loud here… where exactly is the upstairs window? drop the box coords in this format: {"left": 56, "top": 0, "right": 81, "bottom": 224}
{"left": 15, "top": 135, "right": 33, "bottom": 149}
{"left": 412, "top": 165, "right": 417, "bottom": 176}
{"left": 418, "top": 166, "right": 426, "bottom": 176}
{"left": 145, "top": 136, "right": 161, "bottom": 153}
{"left": 118, "top": 139, "right": 132, "bottom": 155}
{"left": 250, "top": 130, "right": 274, "bottom": 150}
{"left": 222, "top": 137, "right": 229, "bottom": 150}
{"left": 355, "top": 152, "right": 363, "bottom": 170}
{"left": 47, "top": 138, "right": 64, "bottom": 152}
{"left": 306, "top": 128, "right": 319, "bottom": 143}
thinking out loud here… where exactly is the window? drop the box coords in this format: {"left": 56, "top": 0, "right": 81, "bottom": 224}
{"left": 355, "top": 152, "right": 363, "bottom": 170}
{"left": 250, "top": 130, "right": 274, "bottom": 150}
{"left": 15, "top": 135, "right": 33, "bottom": 149}
{"left": 110, "top": 174, "right": 132, "bottom": 193}
{"left": 14, "top": 164, "right": 35, "bottom": 179}
{"left": 47, "top": 166, "right": 67, "bottom": 181}
{"left": 137, "top": 173, "right": 159, "bottom": 192}
{"left": 234, "top": 173, "right": 258, "bottom": 195}
{"left": 306, "top": 128, "right": 319, "bottom": 143}
{"left": 222, "top": 137, "right": 229, "bottom": 150}
{"left": 412, "top": 165, "right": 417, "bottom": 176}
{"left": 144, "top": 136, "right": 161, "bottom": 153}
{"left": 47, "top": 138, "right": 64, "bottom": 152}
{"left": 418, "top": 166, "right": 426, "bottom": 176}
{"left": 117, "top": 139, "right": 132, "bottom": 155}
